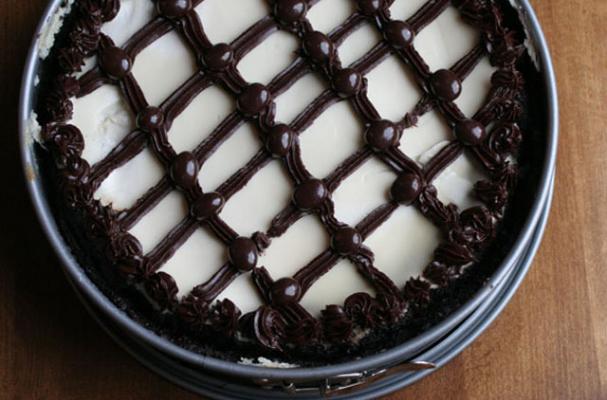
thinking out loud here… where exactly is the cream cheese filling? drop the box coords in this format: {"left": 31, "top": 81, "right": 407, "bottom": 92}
{"left": 68, "top": 0, "right": 494, "bottom": 315}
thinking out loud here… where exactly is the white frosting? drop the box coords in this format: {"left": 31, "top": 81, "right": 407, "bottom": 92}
{"left": 387, "top": 0, "right": 422, "bottom": 21}
{"left": 455, "top": 57, "right": 496, "bottom": 116}
{"left": 159, "top": 228, "right": 226, "bottom": 297}
{"left": 332, "top": 158, "right": 395, "bottom": 226}
{"left": 102, "top": 0, "right": 155, "bottom": 47}
{"left": 338, "top": 24, "right": 382, "bottom": 67}
{"left": 70, "top": 85, "right": 134, "bottom": 165}
{"left": 300, "top": 101, "right": 364, "bottom": 178}
{"left": 412, "top": 6, "right": 479, "bottom": 72}
{"left": 367, "top": 56, "right": 421, "bottom": 121}
{"left": 219, "top": 161, "right": 292, "bottom": 237}
{"left": 25, "top": 112, "right": 42, "bottom": 145}
{"left": 198, "top": 123, "right": 261, "bottom": 191}
{"left": 95, "top": 148, "right": 164, "bottom": 209}
{"left": 133, "top": 31, "right": 198, "bottom": 105}
{"left": 170, "top": 86, "right": 233, "bottom": 153}
{"left": 238, "top": 31, "right": 299, "bottom": 85}
{"left": 400, "top": 112, "right": 451, "bottom": 160}
{"left": 301, "top": 259, "right": 375, "bottom": 315}
{"left": 239, "top": 356, "right": 297, "bottom": 368}
{"left": 37, "top": 0, "right": 75, "bottom": 59}
{"left": 195, "top": 0, "right": 270, "bottom": 44}
{"left": 307, "top": 0, "right": 355, "bottom": 34}
{"left": 365, "top": 206, "right": 440, "bottom": 286}
{"left": 275, "top": 73, "right": 326, "bottom": 123}
{"left": 129, "top": 191, "right": 188, "bottom": 252}
{"left": 68, "top": 0, "right": 494, "bottom": 316}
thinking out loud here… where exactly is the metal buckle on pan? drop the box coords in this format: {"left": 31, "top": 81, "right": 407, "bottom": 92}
{"left": 253, "top": 360, "right": 436, "bottom": 395}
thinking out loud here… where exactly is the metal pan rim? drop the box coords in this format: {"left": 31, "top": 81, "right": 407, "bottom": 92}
{"left": 18, "top": 0, "right": 558, "bottom": 382}
{"left": 67, "top": 174, "right": 553, "bottom": 399}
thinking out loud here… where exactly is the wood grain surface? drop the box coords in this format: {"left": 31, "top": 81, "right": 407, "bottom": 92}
{"left": 1, "top": 0, "right": 605, "bottom": 399}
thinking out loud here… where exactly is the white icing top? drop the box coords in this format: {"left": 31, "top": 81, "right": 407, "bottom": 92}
{"left": 37, "top": 0, "right": 76, "bottom": 59}
{"left": 68, "top": 0, "right": 494, "bottom": 315}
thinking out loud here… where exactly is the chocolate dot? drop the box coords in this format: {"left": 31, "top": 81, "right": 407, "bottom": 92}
{"left": 265, "top": 124, "right": 294, "bottom": 157}
{"left": 430, "top": 69, "right": 462, "bottom": 101}
{"left": 303, "top": 31, "right": 334, "bottom": 64}
{"left": 190, "top": 192, "right": 225, "bottom": 221}
{"left": 271, "top": 278, "right": 302, "bottom": 304}
{"left": 137, "top": 107, "right": 165, "bottom": 132}
{"left": 357, "top": 0, "right": 384, "bottom": 15}
{"left": 99, "top": 46, "right": 131, "bottom": 80}
{"left": 156, "top": 0, "right": 192, "bottom": 19}
{"left": 332, "top": 227, "right": 363, "bottom": 255}
{"left": 293, "top": 179, "right": 328, "bottom": 211}
{"left": 391, "top": 172, "right": 423, "bottom": 205}
{"left": 332, "top": 68, "right": 363, "bottom": 98}
{"left": 171, "top": 152, "right": 199, "bottom": 189}
{"left": 274, "top": 0, "right": 308, "bottom": 24}
{"left": 455, "top": 119, "right": 486, "bottom": 146}
{"left": 384, "top": 20, "right": 414, "bottom": 48}
{"left": 237, "top": 83, "right": 271, "bottom": 117}
{"left": 202, "top": 43, "right": 234, "bottom": 71}
{"left": 229, "top": 237, "right": 258, "bottom": 272}
{"left": 365, "top": 120, "right": 400, "bottom": 151}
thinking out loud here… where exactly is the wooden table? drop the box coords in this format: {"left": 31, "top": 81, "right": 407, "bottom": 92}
{"left": 1, "top": 1, "right": 605, "bottom": 398}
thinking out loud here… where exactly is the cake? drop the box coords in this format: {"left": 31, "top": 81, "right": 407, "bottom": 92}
{"left": 34, "top": 0, "right": 533, "bottom": 364}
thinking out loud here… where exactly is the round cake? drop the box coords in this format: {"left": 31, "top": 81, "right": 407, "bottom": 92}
{"left": 33, "top": 0, "right": 536, "bottom": 364}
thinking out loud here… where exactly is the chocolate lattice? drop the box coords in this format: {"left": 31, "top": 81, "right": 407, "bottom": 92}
{"left": 42, "top": 0, "right": 527, "bottom": 353}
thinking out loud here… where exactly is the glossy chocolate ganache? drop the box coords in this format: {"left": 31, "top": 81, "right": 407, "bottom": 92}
{"left": 36, "top": 0, "right": 535, "bottom": 364}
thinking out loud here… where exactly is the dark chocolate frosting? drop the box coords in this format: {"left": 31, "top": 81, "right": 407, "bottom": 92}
{"left": 39, "top": 0, "right": 531, "bottom": 357}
